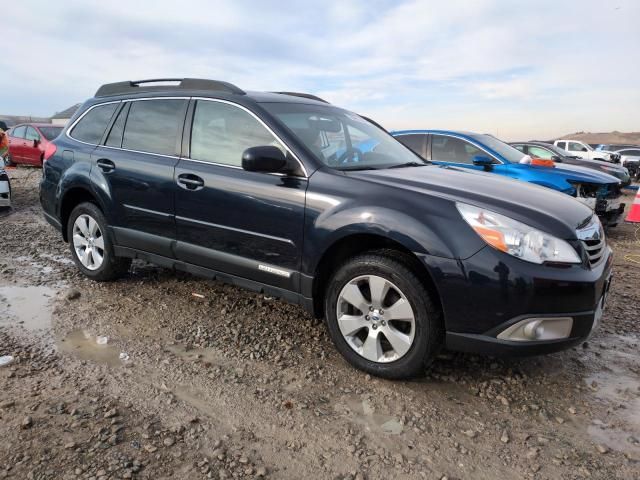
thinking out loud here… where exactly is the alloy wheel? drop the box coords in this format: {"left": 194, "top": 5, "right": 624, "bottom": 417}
{"left": 336, "top": 274, "right": 416, "bottom": 363}
{"left": 72, "top": 214, "right": 105, "bottom": 271}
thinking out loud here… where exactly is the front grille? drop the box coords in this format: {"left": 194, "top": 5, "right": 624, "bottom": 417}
{"left": 582, "top": 237, "right": 606, "bottom": 266}
{"left": 576, "top": 216, "right": 606, "bottom": 266}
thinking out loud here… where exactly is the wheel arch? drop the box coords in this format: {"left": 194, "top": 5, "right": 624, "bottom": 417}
{"left": 310, "top": 232, "right": 443, "bottom": 319}
{"left": 59, "top": 187, "right": 104, "bottom": 242}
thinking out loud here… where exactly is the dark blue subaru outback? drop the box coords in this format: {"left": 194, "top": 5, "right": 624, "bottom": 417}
{"left": 41, "top": 79, "right": 612, "bottom": 379}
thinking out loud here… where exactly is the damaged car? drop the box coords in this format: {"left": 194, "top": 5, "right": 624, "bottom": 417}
{"left": 393, "top": 130, "right": 625, "bottom": 227}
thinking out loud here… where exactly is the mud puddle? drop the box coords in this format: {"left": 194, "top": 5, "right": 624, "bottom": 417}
{"left": 57, "top": 329, "right": 124, "bottom": 367}
{"left": 0, "top": 284, "right": 57, "bottom": 332}
{"left": 337, "top": 395, "right": 404, "bottom": 435}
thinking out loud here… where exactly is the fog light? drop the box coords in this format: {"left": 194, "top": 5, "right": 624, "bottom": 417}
{"left": 497, "top": 317, "right": 573, "bottom": 342}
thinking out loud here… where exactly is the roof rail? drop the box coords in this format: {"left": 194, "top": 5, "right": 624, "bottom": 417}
{"left": 272, "top": 92, "right": 330, "bottom": 104}
{"left": 95, "top": 78, "right": 245, "bottom": 97}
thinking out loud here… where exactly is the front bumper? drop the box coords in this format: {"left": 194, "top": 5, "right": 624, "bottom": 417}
{"left": 423, "top": 243, "right": 613, "bottom": 357}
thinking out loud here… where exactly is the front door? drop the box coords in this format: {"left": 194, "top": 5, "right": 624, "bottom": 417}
{"left": 174, "top": 99, "right": 307, "bottom": 291}
{"left": 91, "top": 98, "right": 188, "bottom": 257}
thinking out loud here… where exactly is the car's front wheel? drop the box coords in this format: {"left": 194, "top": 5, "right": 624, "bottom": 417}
{"left": 67, "top": 202, "right": 131, "bottom": 281}
{"left": 324, "top": 251, "right": 442, "bottom": 379}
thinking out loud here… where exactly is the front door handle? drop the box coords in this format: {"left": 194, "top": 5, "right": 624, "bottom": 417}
{"left": 177, "top": 173, "right": 205, "bottom": 191}
{"left": 96, "top": 158, "right": 115, "bottom": 172}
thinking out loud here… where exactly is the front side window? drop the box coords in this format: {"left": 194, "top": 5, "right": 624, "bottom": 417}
{"left": 528, "top": 146, "right": 554, "bottom": 160}
{"left": 71, "top": 103, "right": 118, "bottom": 144}
{"left": 396, "top": 134, "right": 426, "bottom": 157}
{"left": 11, "top": 126, "right": 26, "bottom": 139}
{"left": 432, "top": 135, "right": 487, "bottom": 165}
{"left": 262, "top": 102, "right": 422, "bottom": 170}
{"left": 568, "top": 142, "right": 586, "bottom": 152}
{"left": 190, "top": 100, "right": 285, "bottom": 167}
{"left": 25, "top": 126, "right": 40, "bottom": 142}
{"left": 122, "top": 99, "right": 187, "bottom": 156}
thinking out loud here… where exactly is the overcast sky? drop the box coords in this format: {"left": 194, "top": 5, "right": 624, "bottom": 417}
{"left": 3, "top": 0, "right": 639, "bottom": 139}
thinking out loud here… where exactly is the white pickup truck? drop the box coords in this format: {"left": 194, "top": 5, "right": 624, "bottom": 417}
{"left": 554, "top": 140, "right": 620, "bottom": 162}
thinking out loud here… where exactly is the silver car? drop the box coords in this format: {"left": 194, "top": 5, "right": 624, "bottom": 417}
{"left": 0, "top": 164, "right": 10, "bottom": 209}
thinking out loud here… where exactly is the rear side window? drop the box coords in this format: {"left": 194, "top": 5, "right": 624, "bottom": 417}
{"left": 38, "top": 126, "right": 63, "bottom": 140}
{"left": 25, "top": 126, "right": 40, "bottom": 141}
{"left": 396, "top": 134, "right": 425, "bottom": 157}
{"left": 71, "top": 103, "right": 118, "bottom": 144}
{"left": 122, "top": 99, "right": 187, "bottom": 156}
{"left": 11, "top": 126, "right": 26, "bottom": 138}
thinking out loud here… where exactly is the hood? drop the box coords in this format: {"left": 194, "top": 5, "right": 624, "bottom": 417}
{"left": 349, "top": 165, "right": 593, "bottom": 240}
{"left": 549, "top": 163, "right": 621, "bottom": 184}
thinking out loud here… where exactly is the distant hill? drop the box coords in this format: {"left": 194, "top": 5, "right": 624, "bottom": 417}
{"left": 0, "top": 115, "right": 51, "bottom": 128}
{"left": 558, "top": 131, "right": 640, "bottom": 145}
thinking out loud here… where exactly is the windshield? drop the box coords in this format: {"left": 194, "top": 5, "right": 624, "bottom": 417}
{"left": 262, "top": 103, "right": 424, "bottom": 170}
{"left": 38, "top": 126, "right": 63, "bottom": 140}
{"left": 468, "top": 134, "right": 528, "bottom": 164}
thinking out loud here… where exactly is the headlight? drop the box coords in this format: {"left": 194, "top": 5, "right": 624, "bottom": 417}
{"left": 456, "top": 203, "right": 581, "bottom": 264}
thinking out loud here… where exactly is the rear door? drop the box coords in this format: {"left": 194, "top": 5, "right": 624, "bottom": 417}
{"left": 24, "top": 126, "right": 43, "bottom": 165}
{"left": 90, "top": 98, "right": 188, "bottom": 257}
{"left": 174, "top": 98, "right": 307, "bottom": 291}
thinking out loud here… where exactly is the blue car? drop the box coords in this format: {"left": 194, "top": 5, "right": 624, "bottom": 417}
{"left": 391, "top": 130, "right": 625, "bottom": 227}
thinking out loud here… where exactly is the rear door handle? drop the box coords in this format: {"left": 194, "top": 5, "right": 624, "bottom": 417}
{"left": 96, "top": 158, "right": 115, "bottom": 172}
{"left": 177, "top": 173, "right": 205, "bottom": 191}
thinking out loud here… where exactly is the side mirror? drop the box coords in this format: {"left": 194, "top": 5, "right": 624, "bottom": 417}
{"left": 242, "top": 146, "right": 288, "bottom": 173}
{"left": 33, "top": 139, "right": 40, "bottom": 148}
{"left": 551, "top": 155, "right": 562, "bottom": 162}
{"left": 580, "top": 147, "right": 588, "bottom": 152}
{"left": 472, "top": 155, "right": 494, "bottom": 170}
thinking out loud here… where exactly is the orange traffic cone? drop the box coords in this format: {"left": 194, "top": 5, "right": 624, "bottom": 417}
{"left": 626, "top": 189, "right": 640, "bottom": 223}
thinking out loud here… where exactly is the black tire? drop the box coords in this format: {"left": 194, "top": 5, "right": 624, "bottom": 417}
{"left": 66, "top": 202, "right": 131, "bottom": 281}
{"left": 324, "top": 250, "right": 443, "bottom": 379}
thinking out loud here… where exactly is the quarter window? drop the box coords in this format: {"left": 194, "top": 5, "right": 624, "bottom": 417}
{"left": 122, "top": 100, "right": 186, "bottom": 156}
{"left": 11, "top": 126, "right": 26, "bottom": 139}
{"left": 190, "top": 100, "right": 285, "bottom": 167}
{"left": 556, "top": 141, "right": 566, "bottom": 150}
{"left": 71, "top": 103, "right": 118, "bottom": 145}
{"left": 396, "top": 134, "right": 425, "bottom": 157}
{"left": 431, "top": 135, "right": 488, "bottom": 165}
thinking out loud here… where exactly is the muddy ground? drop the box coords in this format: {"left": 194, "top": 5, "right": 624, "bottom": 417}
{"left": 0, "top": 167, "right": 639, "bottom": 480}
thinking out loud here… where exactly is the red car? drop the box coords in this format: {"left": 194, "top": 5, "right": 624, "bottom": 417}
{"left": 6, "top": 123, "right": 63, "bottom": 167}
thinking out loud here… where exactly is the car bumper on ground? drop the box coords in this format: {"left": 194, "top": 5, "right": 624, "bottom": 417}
{"left": 423, "top": 244, "right": 613, "bottom": 357}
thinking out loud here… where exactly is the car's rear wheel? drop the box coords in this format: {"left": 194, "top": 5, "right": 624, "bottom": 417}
{"left": 324, "top": 251, "right": 442, "bottom": 379}
{"left": 67, "top": 202, "right": 131, "bottom": 281}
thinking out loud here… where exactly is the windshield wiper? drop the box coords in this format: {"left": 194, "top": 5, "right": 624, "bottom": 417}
{"left": 339, "top": 166, "right": 380, "bottom": 171}
{"left": 387, "top": 161, "right": 428, "bottom": 169}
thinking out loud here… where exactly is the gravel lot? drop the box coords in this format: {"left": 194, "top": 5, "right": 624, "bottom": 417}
{"left": 1, "top": 167, "right": 639, "bottom": 480}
